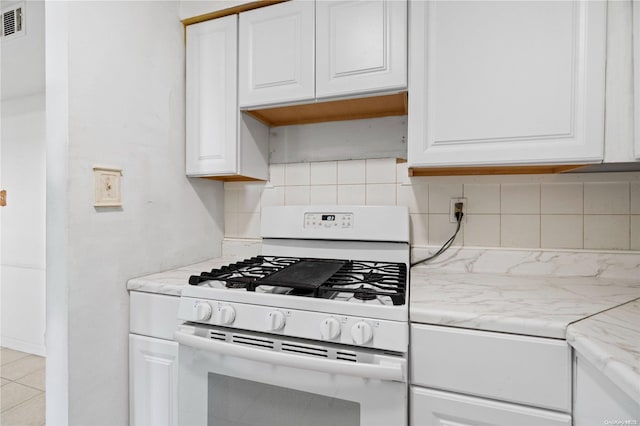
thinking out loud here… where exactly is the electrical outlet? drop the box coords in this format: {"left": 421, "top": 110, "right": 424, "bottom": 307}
{"left": 449, "top": 197, "right": 466, "bottom": 223}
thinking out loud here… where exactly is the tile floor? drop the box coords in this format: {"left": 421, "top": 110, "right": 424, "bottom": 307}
{"left": 1, "top": 347, "right": 45, "bottom": 426}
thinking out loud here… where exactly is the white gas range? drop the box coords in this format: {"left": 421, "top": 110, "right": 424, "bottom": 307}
{"left": 175, "top": 205, "right": 410, "bottom": 426}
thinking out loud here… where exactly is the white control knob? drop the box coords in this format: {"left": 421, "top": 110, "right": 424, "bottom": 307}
{"left": 194, "top": 302, "right": 212, "bottom": 321}
{"left": 218, "top": 305, "right": 236, "bottom": 325}
{"left": 351, "top": 321, "right": 373, "bottom": 345}
{"left": 320, "top": 318, "right": 341, "bottom": 340}
{"left": 267, "top": 311, "right": 286, "bottom": 331}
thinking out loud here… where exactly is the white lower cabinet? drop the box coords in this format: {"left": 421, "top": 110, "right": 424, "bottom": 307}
{"left": 130, "top": 334, "right": 179, "bottom": 426}
{"left": 410, "top": 324, "right": 572, "bottom": 426}
{"left": 411, "top": 387, "right": 571, "bottom": 426}
{"left": 573, "top": 354, "right": 640, "bottom": 425}
{"left": 129, "top": 292, "right": 181, "bottom": 426}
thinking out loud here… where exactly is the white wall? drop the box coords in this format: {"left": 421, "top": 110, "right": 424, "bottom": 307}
{"left": 46, "top": 1, "right": 224, "bottom": 424}
{"left": 1, "top": 0, "right": 46, "bottom": 356}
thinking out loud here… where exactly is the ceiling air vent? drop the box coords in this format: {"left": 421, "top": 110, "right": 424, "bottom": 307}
{"left": 1, "top": 3, "right": 24, "bottom": 41}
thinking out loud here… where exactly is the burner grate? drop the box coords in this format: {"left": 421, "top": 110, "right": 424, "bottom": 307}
{"left": 188, "top": 256, "right": 407, "bottom": 305}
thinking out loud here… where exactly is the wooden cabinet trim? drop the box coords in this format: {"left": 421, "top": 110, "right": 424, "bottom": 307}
{"left": 182, "top": 1, "right": 287, "bottom": 27}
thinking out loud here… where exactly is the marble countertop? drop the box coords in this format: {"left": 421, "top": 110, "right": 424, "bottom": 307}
{"left": 410, "top": 269, "right": 640, "bottom": 339}
{"left": 127, "top": 256, "right": 244, "bottom": 296}
{"left": 567, "top": 298, "right": 640, "bottom": 404}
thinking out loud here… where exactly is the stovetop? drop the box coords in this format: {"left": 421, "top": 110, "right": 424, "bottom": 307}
{"left": 188, "top": 256, "right": 407, "bottom": 306}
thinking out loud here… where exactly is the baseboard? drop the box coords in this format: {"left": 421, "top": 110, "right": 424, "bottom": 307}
{"left": 0, "top": 336, "right": 45, "bottom": 357}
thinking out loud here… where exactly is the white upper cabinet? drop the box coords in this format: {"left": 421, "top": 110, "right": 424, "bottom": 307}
{"left": 315, "top": 0, "right": 407, "bottom": 99}
{"left": 239, "top": 0, "right": 407, "bottom": 109}
{"left": 239, "top": 1, "right": 315, "bottom": 107}
{"left": 186, "top": 16, "right": 239, "bottom": 176}
{"left": 186, "top": 16, "right": 269, "bottom": 180}
{"left": 408, "top": 0, "right": 607, "bottom": 168}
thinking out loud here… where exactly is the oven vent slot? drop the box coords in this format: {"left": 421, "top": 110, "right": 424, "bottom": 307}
{"left": 209, "top": 331, "right": 226, "bottom": 341}
{"left": 281, "top": 342, "right": 328, "bottom": 358}
{"left": 232, "top": 335, "right": 274, "bottom": 349}
{"left": 336, "top": 351, "right": 357, "bottom": 362}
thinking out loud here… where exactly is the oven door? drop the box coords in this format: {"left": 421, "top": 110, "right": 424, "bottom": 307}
{"left": 175, "top": 324, "right": 407, "bottom": 426}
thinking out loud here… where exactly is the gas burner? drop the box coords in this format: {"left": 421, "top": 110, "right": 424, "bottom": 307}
{"left": 352, "top": 285, "right": 378, "bottom": 301}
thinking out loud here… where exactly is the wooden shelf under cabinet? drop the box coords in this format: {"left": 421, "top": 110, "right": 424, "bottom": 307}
{"left": 243, "top": 92, "right": 408, "bottom": 127}
{"left": 409, "top": 164, "right": 587, "bottom": 176}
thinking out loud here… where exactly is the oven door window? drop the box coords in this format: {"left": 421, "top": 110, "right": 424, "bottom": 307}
{"left": 208, "top": 373, "right": 359, "bottom": 426}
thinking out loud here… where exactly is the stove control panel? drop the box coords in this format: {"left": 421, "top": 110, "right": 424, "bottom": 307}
{"left": 179, "top": 297, "right": 409, "bottom": 353}
{"left": 304, "top": 212, "right": 353, "bottom": 229}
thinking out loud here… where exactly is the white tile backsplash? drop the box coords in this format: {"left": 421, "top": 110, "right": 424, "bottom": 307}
{"left": 464, "top": 184, "right": 500, "bottom": 214}
{"left": 429, "top": 214, "right": 463, "bottom": 246}
{"left": 464, "top": 214, "right": 500, "bottom": 247}
{"left": 584, "top": 182, "right": 630, "bottom": 214}
{"left": 310, "top": 185, "right": 337, "bottom": 204}
{"left": 629, "top": 182, "right": 640, "bottom": 214}
{"left": 366, "top": 158, "right": 397, "bottom": 184}
{"left": 337, "top": 160, "right": 366, "bottom": 184}
{"left": 501, "top": 184, "right": 540, "bottom": 214}
{"left": 223, "top": 160, "right": 640, "bottom": 252}
{"left": 541, "top": 183, "right": 583, "bottom": 214}
{"left": 584, "top": 215, "right": 630, "bottom": 250}
{"left": 397, "top": 184, "right": 428, "bottom": 214}
{"left": 284, "top": 186, "right": 310, "bottom": 205}
{"left": 285, "top": 163, "right": 310, "bottom": 186}
{"left": 501, "top": 214, "right": 540, "bottom": 248}
{"left": 269, "top": 164, "right": 285, "bottom": 186}
{"left": 410, "top": 214, "right": 429, "bottom": 246}
{"left": 337, "top": 184, "right": 366, "bottom": 205}
{"left": 541, "top": 215, "right": 583, "bottom": 249}
{"left": 366, "top": 184, "right": 396, "bottom": 206}
{"left": 261, "top": 186, "right": 285, "bottom": 207}
{"left": 310, "top": 161, "right": 337, "bottom": 185}
{"left": 429, "top": 184, "right": 463, "bottom": 214}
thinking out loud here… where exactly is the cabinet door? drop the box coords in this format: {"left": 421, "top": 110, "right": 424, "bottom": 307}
{"left": 408, "top": 1, "right": 606, "bottom": 167}
{"left": 186, "top": 16, "right": 238, "bottom": 176}
{"left": 316, "top": 0, "right": 407, "bottom": 99}
{"left": 130, "top": 334, "right": 179, "bottom": 426}
{"left": 411, "top": 387, "right": 571, "bottom": 426}
{"left": 573, "top": 354, "right": 640, "bottom": 425}
{"left": 239, "top": 1, "right": 315, "bottom": 107}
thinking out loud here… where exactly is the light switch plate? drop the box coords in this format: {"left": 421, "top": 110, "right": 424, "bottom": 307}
{"left": 93, "top": 166, "right": 122, "bottom": 207}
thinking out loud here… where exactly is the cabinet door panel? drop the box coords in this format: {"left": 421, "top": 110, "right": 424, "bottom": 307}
{"left": 408, "top": 0, "right": 606, "bottom": 167}
{"left": 411, "top": 387, "right": 571, "bottom": 426}
{"left": 186, "top": 16, "right": 238, "bottom": 176}
{"left": 130, "top": 334, "right": 179, "bottom": 426}
{"left": 239, "top": 1, "right": 315, "bottom": 107}
{"left": 316, "top": 0, "right": 407, "bottom": 98}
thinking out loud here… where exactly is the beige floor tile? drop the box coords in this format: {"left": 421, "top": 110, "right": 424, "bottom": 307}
{"left": 1, "top": 378, "right": 10, "bottom": 386}
{"left": 0, "top": 348, "right": 30, "bottom": 366}
{"left": 1, "top": 355, "right": 45, "bottom": 381}
{"left": 0, "top": 381, "right": 41, "bottom": 412}
{"left": 1, "top": 392, "right": 45, "bottom": 426}
{"left": 16, "top": 368, "right": 45, "bottom": 391}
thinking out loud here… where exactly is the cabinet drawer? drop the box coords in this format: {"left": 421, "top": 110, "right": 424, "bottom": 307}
{"left": 411, "top": 324, "right": 571, "bottom": 412}
{"left": 411, "top": 386, "right": 571, "bottom": 426}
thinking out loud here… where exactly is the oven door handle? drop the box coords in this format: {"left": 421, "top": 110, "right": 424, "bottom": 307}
{"left": 174, "top": 330, "right": 405, "bottom": 382}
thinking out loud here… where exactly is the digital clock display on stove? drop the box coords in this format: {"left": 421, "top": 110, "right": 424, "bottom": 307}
{"left": 321, "top": 215, "right": 336, "bottom": 221}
